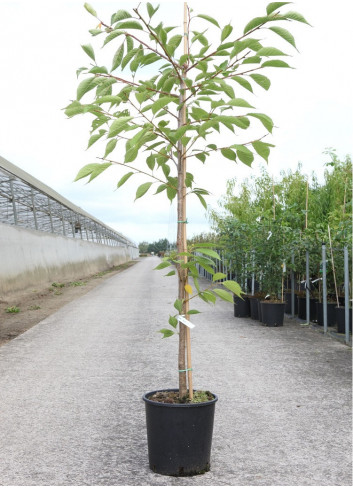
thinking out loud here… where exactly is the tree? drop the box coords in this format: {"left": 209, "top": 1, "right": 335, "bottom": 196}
{"left": 139, "top": 241, "right": 149, "bottom": 253}
{"left": 66, "top": 1, "right": 308, "bottom": 398}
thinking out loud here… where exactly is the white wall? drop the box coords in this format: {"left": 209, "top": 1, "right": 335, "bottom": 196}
{"left": 0, "top": 223, "right": 139, "bottom": 298}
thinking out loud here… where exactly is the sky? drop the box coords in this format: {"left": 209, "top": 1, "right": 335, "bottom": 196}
{"left": 0, "top": 0, "right": 352, "bottom": 245}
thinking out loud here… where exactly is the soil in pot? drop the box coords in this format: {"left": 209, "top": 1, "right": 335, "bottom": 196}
{"left": 260, "top": 301, "right": 286, "bottom": 327}
{"left": 316, "top": 302, "right": 336, "bottom": 326}
{"left": 233, "top": 294, "right": 250, "bottom": 318}
{"left": 143, "top": 389, "right": 218, "bottom": 477}
{"left": 335, "top": 307, "right": 352, "bottom": 334}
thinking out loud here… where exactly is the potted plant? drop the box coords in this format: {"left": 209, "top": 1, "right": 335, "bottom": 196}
{"left": 66, "top": 1, "right": 306, "bottom": 476}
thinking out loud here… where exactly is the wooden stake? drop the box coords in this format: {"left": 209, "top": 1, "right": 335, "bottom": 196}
{"left": 305, "top": 178, "right": 309, "bottom": 229}
{"left": 183, "top": 2, "right": 193, "bottom": 400}
{"left": 328, "top": 225, "right": 339, "bottom": 307}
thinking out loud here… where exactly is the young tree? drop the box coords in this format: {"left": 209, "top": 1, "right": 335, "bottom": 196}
{"left": 66, "top": 1, "right": 308, "bottom": 398}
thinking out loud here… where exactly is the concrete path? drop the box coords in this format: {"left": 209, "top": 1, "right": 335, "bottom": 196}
{"left": 0, "top": 256, "right": 351, "bottom": 486}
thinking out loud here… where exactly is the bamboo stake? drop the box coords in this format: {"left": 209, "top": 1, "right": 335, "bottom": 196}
{"left": 272, "top": 176, "right": 276, "bottom": 220}
{"left": 305, "top": 178, "right": 309, "bottom": 229}
{"left": 183, "top": 2, "right": 193, "bottom": 400}
{"left": 328, "top": 225, "right": 339, "bottom": 307}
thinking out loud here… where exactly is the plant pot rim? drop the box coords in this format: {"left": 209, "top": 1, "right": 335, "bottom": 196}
{"left": 260, "top": 300, "right": 285, "bottom": 304}
{"left": 142, "top": 389, "right": 218, "bottom": 408}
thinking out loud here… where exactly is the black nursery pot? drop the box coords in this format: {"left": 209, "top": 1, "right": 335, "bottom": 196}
{"left": 335, "top": 307, "right": 352, "bottom": 334}
{"left": 249, "top": 296, "right": 259, "bottom": 320}
{"left": 260, "top": 301, "right": 286, "bottom": 327}
{"left": 316, "top": 302, "right": 336, "bottom": 326}
{"left": 233, "top": 294, "right": 250, "bottom": 318}
{"left": 297, "top": 297, "right": 317, "bottom": 321}
{"left": 143, "top": 389, "right": 218, "bottom": 477}
{"left": 284, "top": 292, "right": 298, "bottom": 314}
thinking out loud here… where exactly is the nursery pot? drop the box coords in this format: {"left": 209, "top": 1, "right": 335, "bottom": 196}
{"left": 143, "top": 389, "right": 218, "bottom": 477}
{"left": 335, "top": 307, "right": 352, "bottom": 334}
{"left": 284, "top": 292, "right": 298, "bottom": 314}
{"left": 297, "top": 297, "right": 317, "bottom": 321}
{"left": 260, "top": 301, "right": 286, "bottom": 327}
{"left": 257, "top": 298, "right": 263, "bottom": 322}
{"left": 249, "top": 296, "right": 259, "bottom": 320}
{"left": 316, "top": 302, "right": 336, "bottom": 326}
{"left": 233, "top": 294, "right": 250, "bottom": 318}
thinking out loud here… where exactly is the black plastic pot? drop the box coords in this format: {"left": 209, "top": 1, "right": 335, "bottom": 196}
{"left": 143, "top": 389, "right": 218, "bottom": 477}
{"left": 297, "top": 297, "right": 317, "bottom": 321}
{"left": 335, "top": 307, "right": 352, "bottom": 334}
{"left": 257, "top": 298, "right": 263, "bottom": 322}
{"left": 284, "top": 292, "right": 298, "bottom": 314}
{"left": 248, "top": 296, "right": 259, "bottom": 320}
{"left": 316, "top": 302, "right": 336, "bottom": 326}
{"left": 233, "top": 294, "right": 250, "bottom": 318}
{"left": 260, "top": 301, "right": 286, "bottom": 327}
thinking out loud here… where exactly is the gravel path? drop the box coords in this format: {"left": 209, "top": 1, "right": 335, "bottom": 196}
{"left": 0, "top": 256, "right": 351, "bottom": 485}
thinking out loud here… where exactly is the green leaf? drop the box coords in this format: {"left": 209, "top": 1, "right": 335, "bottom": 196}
{"left": 228, "top": 98, "right": 255, "bottom": 108}
{"left": 74, "top": 163, "right": 112, "bottom": 182}
{"left": 188, "top": 309, "right": 201, "bottom": 315}
{"left": 111, "top": 10, "right": 132, "bottom": 23}
{"left": 213, "top": 288, "right": 234, "bottom": 303}
{"left": 195, "top": 193, "right": 207, "bottom": 210}
{"left": 247, "top": 112, "right": 274, "bottom": 133}
{"left": 104, "top": 139, "right": 117, "bottom": 158}
{"left": 243, "top": 16, "right": 268, "bottom": 34}
{"left": 261, "top": 59, "right": 292, "bottom": 68}
{"left": 166, "top": 35, "right": 182, "bottom": 55}
{"left": 174, "top": 299, "right": 183, "bottom": 313}
{"left": 197, "top": 14, "right": 220, "bottom": 28}
{"left": 194, "top": 248, "right": 220, "bottom": 259}
{"left": 269, "top": 26, "right": 296, "bottom": 49}
{"left": 256, "top": 47, "right": 288, "bottom": 56}
{"left": 284, "top": 11, "right": 311, "bottom": 25}
{"left": 231, "top": 76, "right": 253, "bottom": 93}
{"left": 250, "top": 73, "right": 271, "bottom": 90}
{"left": 200, "top": 290, "right": 216, "bottom": 303}
{"left": 116, "top": 20, "right": 143, "bottom": 30}
{"left": 169, "top": 316, "right": 178, "bottom": 328}
{"left": 87, "top": 129, "right": 106, "bottom": 149}
{"left": 252, "top": 140, "right": 273, "bottom": 162}
{"left": 154, "top": 260, "right": 172, "bottom": 270}
{"left": 121, "top": 48, "right": 138, "bottom": 70}
{"left": 108, "top": 116, "right": 134, "bottom": 137}
{"left": 266, "top": 2, "right": 292, "bottom": 15}
{"left": 76, "top": 77, "right": 96, "bottom": 101}
{"left": 222, "top": 280, "right": 242, "bottom": 297}
{"left": 117, "top": 172, "right": 134, "bottom": 188}
{"left": 151, "top": 96, "right": 176, "bottom": 115}
{"left": 165, "top": 270, "right": 176, "bottom": 277}
{"left": 64, "top": 101, "right": 84, "bottom": 117}
{"left": 221, "top": 148, "right": 237, "bottom": 161}
{"left": 126, "top": 35, "right": 134, "bottom": 52}
{"left": 135, "top": 182, "right": 153, "bottom": 200}
{"left": 103, "top": 30, "right": 124, "bottom": 47}
{"left": 112, "top": 44, "right": 125, "bottom": 71}
{"left": 84, "top": 3, "right": 97, "bottom": 17}
{"left": 147, "top": 3, "right": 155, "bottom": 18}
{"left": 221, "top": 24, "right": 233, "bottom": 42}
{"left": 159, "top": 329, "right": 175, "bottom": 338}
{"left": 81, "top": 44, "right": 95, "bottom": 62}
{"left": 242, "top": 55, "right": 261, "bottom": 64}
{"left": 232, "top": 144, "right": 254, "bottom": 166}
{"left": 213, "top": 272, "right": 227, "bottom": 281}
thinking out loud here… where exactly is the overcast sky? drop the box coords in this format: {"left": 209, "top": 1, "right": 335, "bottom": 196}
{"left": 0, "top": 0, "right": 352, "bottom": 245}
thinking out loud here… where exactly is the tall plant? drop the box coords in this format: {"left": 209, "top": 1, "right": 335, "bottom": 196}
{"left": 66, "top": 1, "right": 307, "bottom": 398}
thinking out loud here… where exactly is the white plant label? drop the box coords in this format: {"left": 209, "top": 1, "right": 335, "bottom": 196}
{"left": 176, "top": 315, "right": 196, "bottom": 329}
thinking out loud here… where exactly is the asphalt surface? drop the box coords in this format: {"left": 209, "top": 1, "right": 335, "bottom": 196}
{"left": 0, "top": 256, "right": 351, "bottom": 486}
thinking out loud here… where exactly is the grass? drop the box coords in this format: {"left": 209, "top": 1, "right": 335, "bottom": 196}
{"left": 5, "top": 306, "right": 20, "bottom": 313}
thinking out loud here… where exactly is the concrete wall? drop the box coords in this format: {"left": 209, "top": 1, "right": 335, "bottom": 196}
{"left": 0, "top": 223, "right": 139, "bottom": 299}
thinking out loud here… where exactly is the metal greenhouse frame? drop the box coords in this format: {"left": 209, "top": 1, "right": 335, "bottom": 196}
{"left": 0, "top": 156, "right": 136, "bottom": 248}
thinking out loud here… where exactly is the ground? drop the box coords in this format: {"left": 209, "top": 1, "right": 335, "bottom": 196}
{"left": 0, "top": 261, "right": 138, "bottom": 347}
